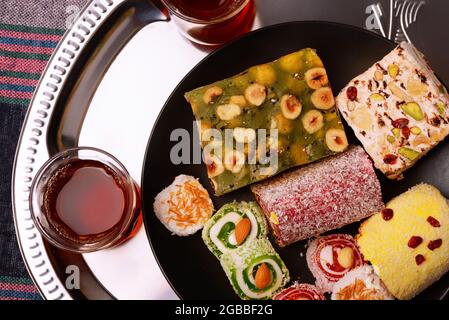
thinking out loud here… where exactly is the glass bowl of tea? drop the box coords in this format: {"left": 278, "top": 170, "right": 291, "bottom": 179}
{"left": 30, "top": 147, "right": 142, "bottom": 253}
{"left": 161, "top": 0, "right": 256, "bottom": 46}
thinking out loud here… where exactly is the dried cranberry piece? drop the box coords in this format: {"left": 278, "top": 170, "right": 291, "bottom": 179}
{"left": 383, "top": 154, "right": 398, "bottom": 165}
{"left": 346, "top": 86, "right": 358, "bottom": 101}
{"left": 381, "top": 208, "right": 394, "bottom": 221}
{"left": 392, "top": 118, "right": 409, "bottom": 129}
{"left": 408, "top": 236, "right": 423, "bottom": 248}
{"left": 415, "top": 254, "right": 425, "bottom": 265}
{"left": 402, "top": 126, "right": 411, "bottom": 139}
{"left": 427, "top": 216, "right": 440, "bottom": 227}
{"left": 428, "top": 239, "right": 442, "bottom": 251}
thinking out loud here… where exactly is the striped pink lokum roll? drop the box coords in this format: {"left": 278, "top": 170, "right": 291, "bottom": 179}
{"left": 251, "top": 146, "right": 384, "bottom": 247}
{"left": 274, "top": 283, "right": 325, "bottom": 300}
{"left": 306, "top": 234, "right": 364, "bottom": 293}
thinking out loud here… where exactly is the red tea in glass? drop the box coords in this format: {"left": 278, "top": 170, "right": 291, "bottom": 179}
{"left": 30, "top": 148, "right": 142, "bottom": 253}
{"left": 161, "top": 0, "right": 255, "bottom": 46}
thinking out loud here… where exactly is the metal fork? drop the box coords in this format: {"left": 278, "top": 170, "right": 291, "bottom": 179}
{"left": 372, "top": 0, "right": 426, "bottom": 43}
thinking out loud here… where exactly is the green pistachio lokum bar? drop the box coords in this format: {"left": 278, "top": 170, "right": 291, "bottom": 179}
{"left": 185, "top": 48, "right": 347, "bottom": 195}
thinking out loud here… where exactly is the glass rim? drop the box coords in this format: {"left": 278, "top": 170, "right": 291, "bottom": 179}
{"left": 29, "top": 146, "right": 138, "bottom": 253}
{"left": 161, "top": 0, "right": 250, "bottom": 24}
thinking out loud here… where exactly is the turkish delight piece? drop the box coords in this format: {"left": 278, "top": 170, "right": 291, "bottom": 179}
{"left": 185, "top": 48, "right": 347, "bottom": 195}
{"left": 336, "top": 42, "right": 449, "bottom": 179}
{"left": 251, "top": 146, "right": 383, "bottom": 246}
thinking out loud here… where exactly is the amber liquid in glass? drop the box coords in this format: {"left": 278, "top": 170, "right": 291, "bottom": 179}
{"left": 166, "top": 0, "right": 255, "bottom": 45}
{"left": 43, "top": 159, "right": 141, "bottom": 245}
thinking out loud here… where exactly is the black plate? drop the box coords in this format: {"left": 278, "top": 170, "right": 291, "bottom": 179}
{"left": 141, "top": 21, "right": 449, "bottom": 300}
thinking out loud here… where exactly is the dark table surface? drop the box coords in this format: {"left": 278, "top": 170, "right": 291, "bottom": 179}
{"left": 256, "top": 0, "right": 449, "bottom": 84}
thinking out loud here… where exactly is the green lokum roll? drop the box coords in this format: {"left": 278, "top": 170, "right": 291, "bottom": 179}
{"left": 202, "top": 201, "right": 267, "bottom": 258}
{"left": 220, "top": 238, "right": 290, "bottom": 300}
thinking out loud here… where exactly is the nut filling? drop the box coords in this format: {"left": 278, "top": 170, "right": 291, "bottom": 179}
{"left": 185, "top": 48, "right": 347, "bottom": 195}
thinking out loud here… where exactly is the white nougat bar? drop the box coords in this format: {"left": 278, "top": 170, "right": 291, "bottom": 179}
{"left": 336, "top": 42, "right": 449, "bottom": 179}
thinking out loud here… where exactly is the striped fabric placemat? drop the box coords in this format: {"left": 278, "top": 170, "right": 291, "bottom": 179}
{"left": 0, "top": 23, "right": 63, "bottom": 105}
{"left": 0, "top": 22, "right": 64, "bottom": 300}
{"left": 0, "top": 276, "right": 42, "bottom": 300}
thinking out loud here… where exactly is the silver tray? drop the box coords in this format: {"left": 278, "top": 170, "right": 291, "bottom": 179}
{"left": 12, "top": 0, "right": 435, "bottom": 300}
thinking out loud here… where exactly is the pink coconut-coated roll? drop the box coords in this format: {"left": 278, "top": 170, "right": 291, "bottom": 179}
{"left": 273, "top": 283, "right": 325, "bottom": 300}
{"left": 251, "top": 146, "right": 384, "bottom": 247}
{"left": 306, "top": 234, "right": 364, "bottom": 293}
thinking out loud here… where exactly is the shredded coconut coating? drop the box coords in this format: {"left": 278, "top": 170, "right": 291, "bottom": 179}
{"left": 357, "top": 184, "right": 449, "bottom": 300}
{"left": 251, "top": 146, "right": 384, "bottom": 246}
{"left": 153, "top": 175, "right": 214, "bottom": 236}
{"left": 331, "top": 265, "right": 394, "bottom": 300}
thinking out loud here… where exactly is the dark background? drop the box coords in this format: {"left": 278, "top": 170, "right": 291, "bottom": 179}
{"left": 256, "top": 0, "right": 449, "bottom": 85}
